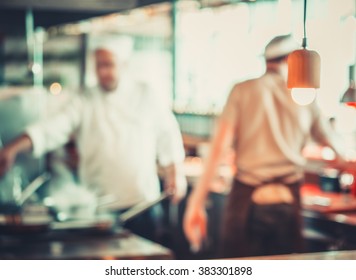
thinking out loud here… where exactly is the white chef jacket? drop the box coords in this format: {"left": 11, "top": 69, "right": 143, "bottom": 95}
{"left": 26, "top": 79, "right": 186, "bottom": 209}
{"left": 220, "top": 71, "right": 344, "bottom": 186}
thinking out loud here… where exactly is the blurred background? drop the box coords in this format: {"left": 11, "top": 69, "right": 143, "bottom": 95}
{"left": 0, "top": 0, "right": 356, "bottom": 260}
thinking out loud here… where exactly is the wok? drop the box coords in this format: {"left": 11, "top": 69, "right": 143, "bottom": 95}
{"left": 0, "top": 186, "right": 171, "bottom": 235}
{"left": 49, "top": 192, "right": 171, "bottom": 232}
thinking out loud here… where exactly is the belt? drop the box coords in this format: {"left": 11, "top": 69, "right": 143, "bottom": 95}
{"left": 236, "top": 167, "right": 303, "bottom": 187}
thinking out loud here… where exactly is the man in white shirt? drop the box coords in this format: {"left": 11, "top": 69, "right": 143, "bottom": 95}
{"left": 0, "top": 43, "right": 187, "bottom": 241}
{"left": 183, "top": 34, "right": 351, "bottom": 258}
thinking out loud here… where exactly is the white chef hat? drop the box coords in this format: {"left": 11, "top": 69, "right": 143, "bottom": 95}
{"left": 264, "top": 34, "right": 299, "bottom": 61}
{"left": 90, "top": 35, "right": 134, "bottom": 62}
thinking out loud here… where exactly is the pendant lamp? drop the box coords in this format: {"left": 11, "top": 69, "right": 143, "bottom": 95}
{"left": 340, "top": 65, "right": 356, "bottom": 108}
{"left": 288, "top": 0, "right": 321, "bottom": 106}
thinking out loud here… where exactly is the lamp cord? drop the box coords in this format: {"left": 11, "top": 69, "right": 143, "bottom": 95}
{"left": 302, "top": 0, "right": 307, "bottom": 48}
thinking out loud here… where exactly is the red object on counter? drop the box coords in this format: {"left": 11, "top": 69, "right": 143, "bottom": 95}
{"left": 301, "top": 183, "right": 356, "bottom": 213}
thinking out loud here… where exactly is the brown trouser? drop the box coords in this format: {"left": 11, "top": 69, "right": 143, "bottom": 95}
{"left": 219, "top": 179, "right": 304, "bottom": 258}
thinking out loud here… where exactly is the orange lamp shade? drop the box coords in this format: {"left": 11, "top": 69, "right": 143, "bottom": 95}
{"left": 287, "top": 49, "right": 321, "bottom": 89}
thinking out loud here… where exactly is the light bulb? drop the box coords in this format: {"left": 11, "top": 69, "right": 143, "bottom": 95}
{"left": 291, "top": 88, "right": 316, "bottom": 106}
{"left": 50, "top": 82, "right": 62, "bottom": 95}
{"left": 31, "top": 63, "right": 42, "bottom": 74}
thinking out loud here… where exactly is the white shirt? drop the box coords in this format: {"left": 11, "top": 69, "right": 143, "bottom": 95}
{"left": 26, "top": 80, "right": 186, "bottom": 209}
{"left": 220, "top": 71, "right": 343, "bottom": 185}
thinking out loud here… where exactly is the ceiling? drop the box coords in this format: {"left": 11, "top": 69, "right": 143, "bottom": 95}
{"left": 0, "top": 0, "right": 166, "bottom": 34}
{"left": 0, "top": 0, "right": 279, "bottom": 35}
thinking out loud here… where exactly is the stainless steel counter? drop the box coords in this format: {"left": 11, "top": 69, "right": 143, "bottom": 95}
{"left": 237, "top": 250, "right": 356, "bottom": 260}
{"left": 0, "top": 229, "right": 173, "bottom": 260}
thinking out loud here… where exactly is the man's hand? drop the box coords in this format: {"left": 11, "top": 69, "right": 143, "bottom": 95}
{"left": 163, "top": 163, "right": 187, "bottom": 204}
{"left": 327, "top": 156, "right": 356, "bottom": 173}
{"left": 0, "top": 134, "right": 33, "bottom": 178}
{"left": 0, "top": 147, "right": 16, "bottom": 178}
{"left": 183, "top": 194, "right": 207, "bottom": 252}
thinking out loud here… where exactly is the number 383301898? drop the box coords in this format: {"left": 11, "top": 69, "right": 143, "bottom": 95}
{"left": 198, "top": 266, "right": 252, "bottom": 276}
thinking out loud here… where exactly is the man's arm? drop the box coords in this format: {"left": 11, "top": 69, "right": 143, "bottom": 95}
{"left": 309, "top": 105, "right": 356, "bottom": 171}
{"left": 310, "top": 112, "right": 343, "bottom": 156}
{"left": 156, "top": 109, "right": 187, "bottom": 203}
{"left": 25, "top": 94, "right": 83, "bottom": 158}
{"left": 161, "top": 161, "right": 186, "bottom": 203}
{"left": 0, "top": 134, "right": 33, "bottom": 177}
{"left": 183, "top": 118, "right": 235, "bottom": 251}
{"left": 183, "top": 87, "right": 238, "bottom": 251}
{"left": 0, "top": 93, "right": 83, "bottom": 177}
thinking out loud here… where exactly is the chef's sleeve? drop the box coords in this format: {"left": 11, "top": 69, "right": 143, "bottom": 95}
{"left": 25, "top": 94, "right": 83, "bottom": 158}
{"left": 154, "top": 104, "right": 187, "bottom": 198}
{"left": 155, "top": 107, "right": 186, "bottom": 167}
{"left": 310, "top": 103, "right": 346, "bottom": 158}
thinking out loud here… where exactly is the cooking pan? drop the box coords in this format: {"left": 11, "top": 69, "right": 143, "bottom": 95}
{"left": 49, "top": 192, "right": 172, "bottom": 232}
{"left": 0, "top": 172, "right": 52, "bottom": 234}
{"left": 0, "top": 187, "right": 171, "bottom": 235}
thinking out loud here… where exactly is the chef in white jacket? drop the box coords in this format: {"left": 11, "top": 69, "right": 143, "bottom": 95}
{"left": 0, "top": 40, "right": 187, "bottom": 240}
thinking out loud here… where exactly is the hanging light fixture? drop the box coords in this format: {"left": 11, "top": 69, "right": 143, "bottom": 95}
{"left": 287, "top": 0, "right": 321, "bottom": 106}
{"left": 340, "top": 65, "right": 356, "bottom": 108}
